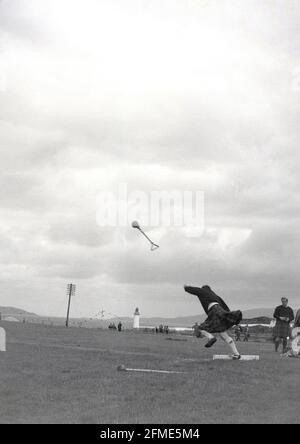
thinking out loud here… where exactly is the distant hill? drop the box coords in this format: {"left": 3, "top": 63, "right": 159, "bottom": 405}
{"left": 0, "top": 306, "right": 38, "bottom": 318}
{"left": 241, "top": 308, "right": 275, "bottom": 319}
{"left": 0, "top": 306, "right": 276, "bottom": 327}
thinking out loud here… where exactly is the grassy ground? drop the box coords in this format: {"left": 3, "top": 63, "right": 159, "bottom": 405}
{"left": 0, "top": 321, "right": 299, "bottom": 424}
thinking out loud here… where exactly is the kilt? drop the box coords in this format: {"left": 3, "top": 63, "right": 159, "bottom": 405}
{"left": 199, "top": 304, "right": 242, "bottom": 334}
{"left": 273, "top": 320, "right": 291, "bottom": 339}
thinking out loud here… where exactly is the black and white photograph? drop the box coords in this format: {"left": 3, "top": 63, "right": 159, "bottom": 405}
{"left": 0, "top": 0, "right": 299, "bottom": 427}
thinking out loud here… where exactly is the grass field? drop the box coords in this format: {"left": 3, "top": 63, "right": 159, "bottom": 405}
{"left": 0, "top": 321, "right": 299, "bottom": 424}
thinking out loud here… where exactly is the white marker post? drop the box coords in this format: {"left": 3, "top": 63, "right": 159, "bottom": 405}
{"left": 213, "top": 355, "right": 259, "bottom": 361}
{"left": 0, "top": 328, "right": 6, "bottom": 352}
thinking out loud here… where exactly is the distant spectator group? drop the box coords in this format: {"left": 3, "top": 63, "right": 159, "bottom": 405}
{"left": 155, "top": 325, "right": 169, "bottom": 334}
{"left": 108, "top": 322, "right": 123, "bottom": 332}
{"left": 234, "top": 325, "right": 250, "bottom": 342}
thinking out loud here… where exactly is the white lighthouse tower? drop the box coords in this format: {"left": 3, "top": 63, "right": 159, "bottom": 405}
{"left": 133, "top": 307, "right": 140, "bottom": 329}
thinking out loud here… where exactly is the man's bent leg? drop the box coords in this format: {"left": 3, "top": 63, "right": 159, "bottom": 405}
{"left": 200, "top": 330, "right": 214, "bottom": 340}
{"left": 200, "top": 329, "right": 217, "bottom": 348}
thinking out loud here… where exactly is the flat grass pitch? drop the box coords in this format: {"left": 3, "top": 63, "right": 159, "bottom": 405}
{"left": 0, "top": 322, "right": 299, "bottom": 424}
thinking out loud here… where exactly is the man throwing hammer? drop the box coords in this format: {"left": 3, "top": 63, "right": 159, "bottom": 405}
{"left": 273, "top": 297, "right": 294, "bottom": 353}
{"left": 184, "top": 284, "right": 243, "bottom": 360}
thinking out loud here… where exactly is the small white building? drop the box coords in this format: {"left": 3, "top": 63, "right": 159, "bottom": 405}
{"left": 133, "top": 308, "right": 140, "bottom": 329}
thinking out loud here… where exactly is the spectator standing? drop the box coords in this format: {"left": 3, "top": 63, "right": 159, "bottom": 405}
{"left": 273, "top": 298, "right": 294, "bottom": 353}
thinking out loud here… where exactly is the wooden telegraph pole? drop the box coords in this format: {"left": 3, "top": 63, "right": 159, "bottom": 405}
{"left": 66, "top": 283, "right": 76, "bottom": 328}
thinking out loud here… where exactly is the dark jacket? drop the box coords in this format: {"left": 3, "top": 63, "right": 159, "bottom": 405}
{"left": 184, "top": 286, "right": 230, "bottom": 315}
{"left": 273, "top": 305, "right": 294, "bottom": 323}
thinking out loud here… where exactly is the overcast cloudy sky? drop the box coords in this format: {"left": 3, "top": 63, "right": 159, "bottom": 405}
{"left": 0, "top": 0, "right": 299, "bottom": 319}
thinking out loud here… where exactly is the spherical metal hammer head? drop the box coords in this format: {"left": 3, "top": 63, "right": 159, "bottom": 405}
{"left": 131, "top": 221, "right": 140, "bottom": 229}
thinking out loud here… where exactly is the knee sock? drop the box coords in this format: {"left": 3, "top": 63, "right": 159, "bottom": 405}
{"left": 274, "top": 337, "right": 280, "bottom": 351}
{"left": 282, "top": 339, "right": 287, "bottom": 352}
{"left": 220, "top": 332, "right": 240, "bottom": 355}
{"left": 200, "top": 330, "right": 214, "bottom": 340}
